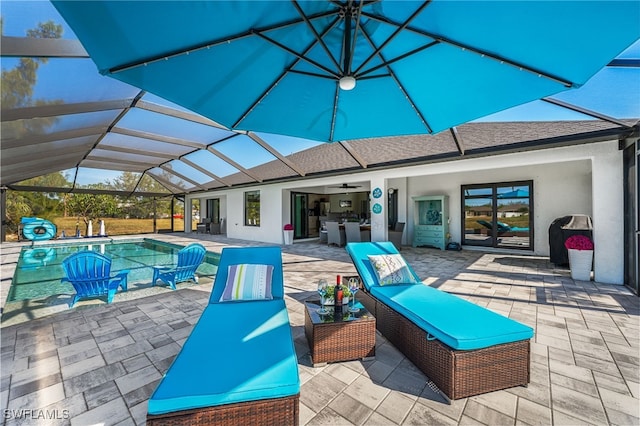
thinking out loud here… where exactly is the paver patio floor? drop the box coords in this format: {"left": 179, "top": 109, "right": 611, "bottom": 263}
{"left": 1, "top": 233, "right": 638, "bottom": 425}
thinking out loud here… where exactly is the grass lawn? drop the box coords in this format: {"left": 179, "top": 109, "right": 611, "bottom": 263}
{"left": 5, "top": 218, "right": 199, "bottom": 241}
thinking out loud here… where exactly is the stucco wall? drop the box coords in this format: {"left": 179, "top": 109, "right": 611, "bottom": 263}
{"left": 405, "top": 159, "right": 593, "bottom": 256}
{"left": 187, "top": 139, "right": 624, "bottom": 284}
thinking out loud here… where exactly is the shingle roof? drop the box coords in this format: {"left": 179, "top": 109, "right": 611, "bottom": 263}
{"left": 219, "top": 120, "right": 638, "bottom": 190}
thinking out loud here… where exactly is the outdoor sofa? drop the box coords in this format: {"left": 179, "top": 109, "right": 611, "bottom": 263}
{"left": 345, "top": 242, "right": 534, "bottom": 401}
{"left": 147, "top": 246, "right": 300, "bottom": 425}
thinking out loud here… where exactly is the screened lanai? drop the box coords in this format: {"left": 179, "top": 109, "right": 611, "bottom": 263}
{"left": 1, "top": 1, "right": 639, "bottom": 196}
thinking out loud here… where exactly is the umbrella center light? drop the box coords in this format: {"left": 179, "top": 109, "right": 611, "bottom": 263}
{"left": 339, "top": 75, "right": 356, "bottom": 91}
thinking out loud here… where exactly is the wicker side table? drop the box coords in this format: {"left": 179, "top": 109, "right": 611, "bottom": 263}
{"left": 304, "top": 300, "right": 376, "bottom": 366}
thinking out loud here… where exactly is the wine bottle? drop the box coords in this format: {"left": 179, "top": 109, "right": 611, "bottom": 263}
{"left": 336, "top": 275, "right": 343, "bottom": 305}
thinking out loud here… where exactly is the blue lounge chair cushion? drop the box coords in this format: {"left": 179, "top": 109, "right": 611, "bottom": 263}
{"left": 147, "top": 300, "right": 300, "bottom": 415}
{"left": 209, "top": 247, "right": 285, "bottom": 302}
{"left": 371, "top": 284, "right": 533, "bottom": 350}
{"left": 346, "top": 242, "right": 533, "bottom": 351}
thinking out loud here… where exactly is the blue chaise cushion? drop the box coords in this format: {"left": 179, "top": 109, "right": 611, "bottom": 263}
{"left": 370, "top": 284, "right": 534, "bottom": 350}
{"left": 147, "top": 300, "right": 300, "bottom": 415}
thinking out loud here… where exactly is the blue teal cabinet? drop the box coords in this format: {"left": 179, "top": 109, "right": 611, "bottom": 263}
{"left": 412, "top": 195, "right": 449, "bottom": 250}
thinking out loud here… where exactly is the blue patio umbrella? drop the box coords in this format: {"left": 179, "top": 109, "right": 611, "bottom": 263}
{"left": 53, "top": 1, "right": 639, "bottom": 142}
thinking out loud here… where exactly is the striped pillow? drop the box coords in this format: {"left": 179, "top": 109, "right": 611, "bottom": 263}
{"left": 219, "top": 264, "right": 274, "bottom": 301}
{"left": 368, "top": 254, "right": 419, "bottom": 286}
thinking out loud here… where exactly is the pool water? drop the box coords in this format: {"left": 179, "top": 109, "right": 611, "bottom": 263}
{"left": 9, "top": 239, "right": 219, "bottom": 302}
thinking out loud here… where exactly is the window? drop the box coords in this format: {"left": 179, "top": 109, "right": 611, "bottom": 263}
{"left": 244, "top": 191, "right": 260, "bottom": 226}
{"left": 462, "top": 181, "right": 533, "bottom": 250}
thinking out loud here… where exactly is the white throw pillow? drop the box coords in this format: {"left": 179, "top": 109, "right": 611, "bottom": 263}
{"left": 368, "top": 254, "right": 419, "bottom": 286}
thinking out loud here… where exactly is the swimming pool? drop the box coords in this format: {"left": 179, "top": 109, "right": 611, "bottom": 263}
{"left": 10, "top": 239, "right": 220, "bottom": 302}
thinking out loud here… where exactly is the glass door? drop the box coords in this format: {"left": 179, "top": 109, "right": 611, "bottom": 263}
{"left": 463, "top": 187, "right": 495, "bottom": 247}
{"left": 292, "top": 193, "right": 308, "bottom": 239}
{"left": 462, "top": 181, "right": 533, "bottom": 250}
{"left": 495, "top": 184, "right": 532, "bottom": 249}
{"left": 623, "top": 142, "right": 638, "bottom": 294}
{"left": 207, "top": 198, "right": 220, "bottom": 223}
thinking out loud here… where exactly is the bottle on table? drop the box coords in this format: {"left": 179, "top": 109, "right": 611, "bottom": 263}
{"left": 336, "top": 274, "right": 343, "bottom": 305}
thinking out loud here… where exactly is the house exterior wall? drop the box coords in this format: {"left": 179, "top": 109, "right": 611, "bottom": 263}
{"left": 187, "top": 139, "right": 623, "bottom": 284}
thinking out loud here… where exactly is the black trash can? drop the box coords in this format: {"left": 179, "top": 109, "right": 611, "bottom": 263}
{"left": 549, "top": 215, "right": 593, "bottom": 266}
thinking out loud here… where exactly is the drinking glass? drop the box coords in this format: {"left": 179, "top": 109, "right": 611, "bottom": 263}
{"left": 348, "top": 277, "right": 360, "bottom": 313}
{"left": 317, "top": 279, "right": 328, "bottom": 315}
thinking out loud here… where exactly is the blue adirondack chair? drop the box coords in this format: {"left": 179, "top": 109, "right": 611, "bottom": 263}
{"left": 62, "top": 251, "right": 129, "bottom": 307}
{"left": 152, "top": 243, "right": 206, "bottom": 290}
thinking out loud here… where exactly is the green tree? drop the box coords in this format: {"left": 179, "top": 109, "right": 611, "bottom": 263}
{"left": 111, "top": 172, "right": 172, "bottom": 218}
{"left": 1, "top": 20, "right": 64, "bottom": 138}
{"left": 66, "top": 185, "right": 120, "bottom": 231}
{"left": 3, "top": 20, "right": 65, "bottom": 236}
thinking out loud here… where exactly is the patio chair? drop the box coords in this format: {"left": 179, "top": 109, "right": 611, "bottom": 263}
{"left": 319, "top": 220, "right": 328, "bottom": 243}
{"left": 388, "top": 222, "right": 405, "bottom": 250}
{"left": 152, "top": 243, "right": 206, "bottom": 290}
{"left": 147, "top": 246, "right": 300, "bottom": 425}
{"left": 196, "top": 218, "right": 211, "bottom": 233}
{"left": 62, "top": 250, "right": 129, "bottom": 307}
{"left": 345, "top": 241, "right": 533, "bottom": 401}
{"left": 344, "top": 221, "right": 362, "bottom": 243}
{"left": 326, "top": 221, "right": 345, "bottom": 247}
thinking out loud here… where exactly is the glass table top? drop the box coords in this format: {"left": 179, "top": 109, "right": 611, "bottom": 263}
{"left": 305, "top": 299, "right": 374, "bottom": 324}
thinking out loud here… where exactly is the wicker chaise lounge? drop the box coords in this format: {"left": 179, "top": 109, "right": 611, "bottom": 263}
{"left": 147, "top": 246, "right": 300, "bottom": 425}
{"left": 345, "top": 242, "right": 534, "bottom": 401}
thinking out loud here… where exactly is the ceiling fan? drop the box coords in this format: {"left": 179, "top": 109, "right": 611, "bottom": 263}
{"left": 329, "top": 183, "right": 362, "bottom": 189}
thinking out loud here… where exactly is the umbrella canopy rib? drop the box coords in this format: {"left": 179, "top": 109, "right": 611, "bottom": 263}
{"left": 359, "top": 25, "right": 434, "bottom": 134}
{"left": 360, "top": 11, "right": 575, "bottom": 88}
{"left": 346, "top": 0, "right": 365, "bottom": 76}
{"left": 358, "top": 41, "right": 438, "bottom": 79}
{"left": 354, "top": 1, "right": 431, "bottom": 76}
{"left": 252, "top": 30, "right": 340, "bottom": 78}
{"left": 292, "top": 0, "right": 341, "bottom": 72}
{"left": 108, "top": 9, "right": 338, "bottom": 74}
{"left": 233, "top": 19, "right": 340, "bottom": 129}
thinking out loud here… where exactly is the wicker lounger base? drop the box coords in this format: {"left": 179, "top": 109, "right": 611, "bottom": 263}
{"left": 146, "top": 393, "right": 300, "bottom": 426}
{"left": 358, "top": 290, "right": 530, "bottom": 401}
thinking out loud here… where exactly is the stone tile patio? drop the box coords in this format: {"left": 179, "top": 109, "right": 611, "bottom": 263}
{"left": 1, "top": 233, "right": 638, "bottom": 425}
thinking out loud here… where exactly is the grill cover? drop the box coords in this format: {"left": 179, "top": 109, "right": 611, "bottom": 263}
{"left": 549, "top": 215, "right": 593, "bottom": 265}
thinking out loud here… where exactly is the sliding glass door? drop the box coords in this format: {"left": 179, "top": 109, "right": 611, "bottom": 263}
{"left": 462, "top": 181, "right": 533, "bottom": 250}
{"left": 207, "top": 198, "right": 220, "bottom": 223}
